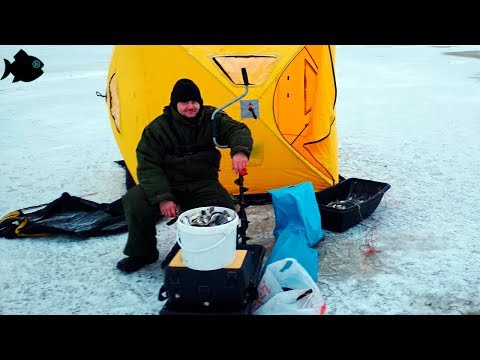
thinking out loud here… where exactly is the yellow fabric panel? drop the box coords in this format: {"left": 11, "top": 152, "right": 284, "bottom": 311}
{"left": 304, "top": 45, "right": 338, "bottom": 184}
{"left": 218, "top": 123, "right": 331, "bottom": 194}
{"left": 106, "top": 45, "right": 338, "bottom": 195}
{"left": 212, "top": 56, "right": 277, "bottom": 85}
{"left": 273, "top": 45, "right": 338, "bottom": 186}
{"left": 215, "top": 75, "right": 330, "bottom": 194}
{"left": 183, "top": 45, "right": 303, "bottom": 100}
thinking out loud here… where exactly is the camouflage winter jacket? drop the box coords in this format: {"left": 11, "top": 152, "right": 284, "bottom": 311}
{"left": 136, "top": 105, "right": 253, "bottom": 205}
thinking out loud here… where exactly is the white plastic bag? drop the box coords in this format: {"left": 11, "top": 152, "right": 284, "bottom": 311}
{"left": 252, "top": 258, "right": 327, "bottom": 315}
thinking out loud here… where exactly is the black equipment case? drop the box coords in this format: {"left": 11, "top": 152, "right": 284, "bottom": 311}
{"left": 158, "top": 244, "right": 265, "bottom": 315}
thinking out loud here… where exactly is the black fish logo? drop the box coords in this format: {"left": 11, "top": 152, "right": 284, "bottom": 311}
{"left": 1, "top": 49, "right": 44, "bottom": 83}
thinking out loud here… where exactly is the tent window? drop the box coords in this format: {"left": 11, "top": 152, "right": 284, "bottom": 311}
{"left": 212, "top": 56, "right": 278, "bottom": 85}
{"left": 109, "top": 73, "right": 121, "bottom": 133}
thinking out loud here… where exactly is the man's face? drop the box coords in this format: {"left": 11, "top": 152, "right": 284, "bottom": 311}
{"left": 177, "top": 101, "right": 200, "bottom": 118}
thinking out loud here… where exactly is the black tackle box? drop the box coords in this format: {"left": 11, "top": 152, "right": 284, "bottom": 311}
{"left": 158, "top": 244, "right": 265, "bottom": 315}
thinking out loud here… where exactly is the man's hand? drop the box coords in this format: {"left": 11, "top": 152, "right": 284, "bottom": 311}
{"left": 159, "top": 200, "right": 178, "bottom": 218}
{"left": 232, "top": 152, "right": 249, "bottom": 174}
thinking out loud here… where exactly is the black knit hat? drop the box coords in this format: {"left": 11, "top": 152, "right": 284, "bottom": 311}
{"left": 170, "top": 78, "right": 203, "bottom": 109}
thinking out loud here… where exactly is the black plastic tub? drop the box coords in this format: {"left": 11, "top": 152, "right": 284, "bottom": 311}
{"left": 315, "top": 178, "right": 391, "bottom": 232}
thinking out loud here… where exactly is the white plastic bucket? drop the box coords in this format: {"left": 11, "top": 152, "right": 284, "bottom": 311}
{"left": 176, "top": 206, "right": 238, "bottom": 271}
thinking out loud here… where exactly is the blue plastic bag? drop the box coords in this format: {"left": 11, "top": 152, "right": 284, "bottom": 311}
{"left": 265, "top": 181, "right": 324, "bottom": 281}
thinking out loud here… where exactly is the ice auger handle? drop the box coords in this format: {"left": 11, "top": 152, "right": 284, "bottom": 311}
{"left": 212, "top": 68, "right": 250, "bottom": 148}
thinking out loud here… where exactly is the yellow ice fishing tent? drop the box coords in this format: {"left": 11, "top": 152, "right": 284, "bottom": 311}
{"left": 105, "top": 45, "right": 338, "bottom": 195}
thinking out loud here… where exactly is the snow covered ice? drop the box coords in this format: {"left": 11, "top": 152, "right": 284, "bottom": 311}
{"left": 0, "top": 45, "right": 479, "bottom": 315}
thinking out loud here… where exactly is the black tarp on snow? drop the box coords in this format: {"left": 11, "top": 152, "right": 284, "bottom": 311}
{"left": 0, "top": 192, "right": 127, "bottom": 239}
{"left": 0, "top": 162, "right": 343, "bottom": 240}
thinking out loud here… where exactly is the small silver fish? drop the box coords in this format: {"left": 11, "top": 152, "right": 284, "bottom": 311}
{"left": 186, "top": 207, "right": 233, "bottom": 227}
